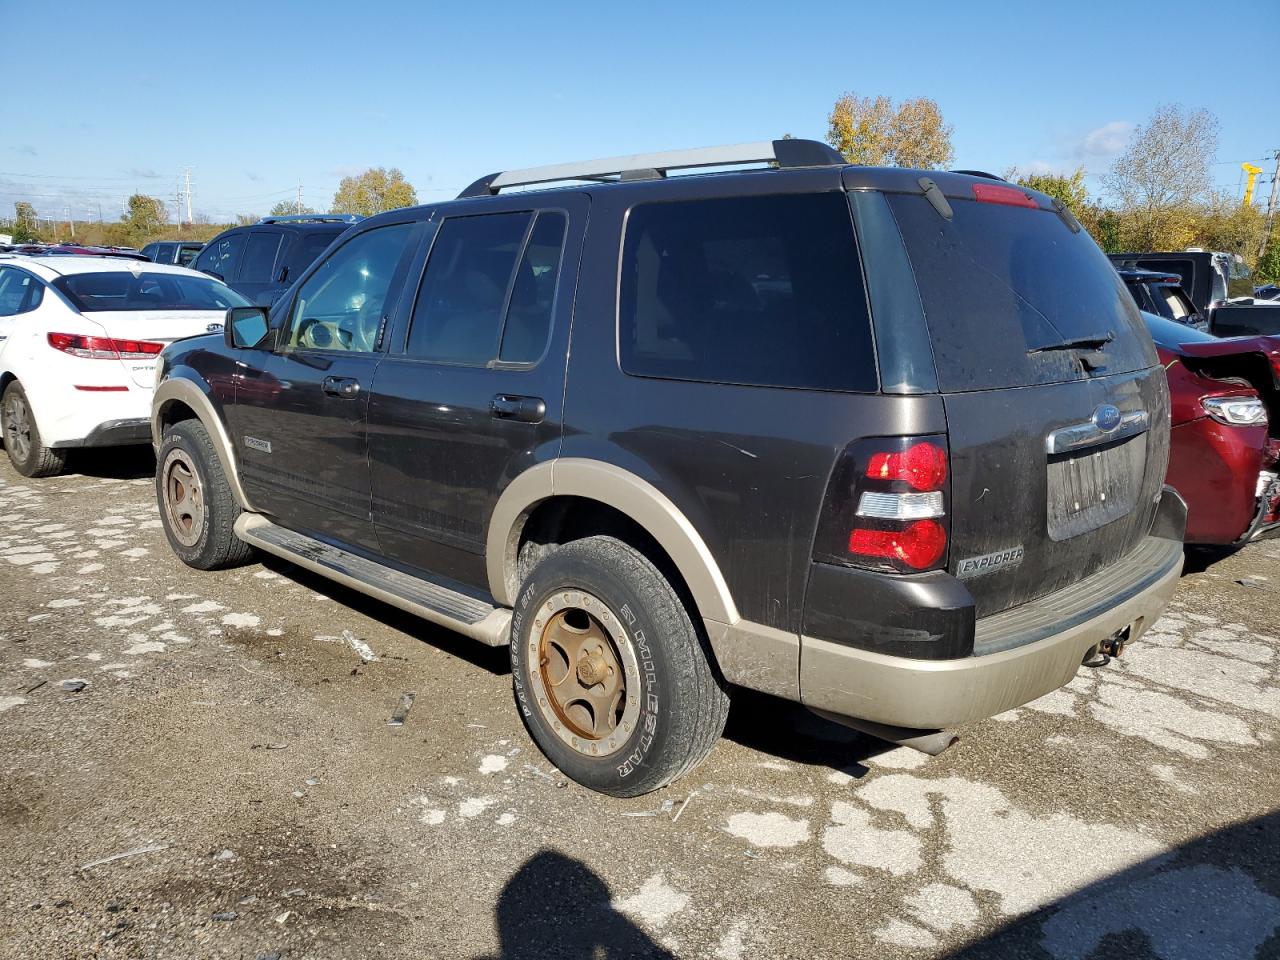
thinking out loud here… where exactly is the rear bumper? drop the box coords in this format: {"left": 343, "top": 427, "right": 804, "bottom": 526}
{"left": 798, "top": 533, "right": 1183, "bottom": 729}
{"left": 51, "top": 418, "right": 152, "bottom": 449}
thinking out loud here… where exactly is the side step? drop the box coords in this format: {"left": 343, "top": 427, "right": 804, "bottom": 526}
{"left": 234, "top": 514, "right": 512, "bottom": 647}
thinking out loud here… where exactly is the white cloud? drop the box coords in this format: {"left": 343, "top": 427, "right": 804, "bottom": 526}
{"left": 1076, "top": 120, "right": 1134, "bottom": 166}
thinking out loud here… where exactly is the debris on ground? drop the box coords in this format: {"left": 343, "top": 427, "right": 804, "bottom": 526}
{"left": 343, "top": 630, "right": 377, "bottom": 662}
{"left": 1237, "top": 576, "right": 1271, "bottom": 590}
{"left": 79, "top": 844, "right": 170, "bottom": 871}
{"left": 59, "top": 679, "right": 87, "bottom": 692}
{"left": 388, "top": 691, "right": 416, "bottom": 727}
{"left": 211, "top": 910, "right": 238, "bottom": 922}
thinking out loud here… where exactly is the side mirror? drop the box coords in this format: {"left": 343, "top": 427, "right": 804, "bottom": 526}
{"left": 225, "top": 306, "right": 271, "bottom": 349}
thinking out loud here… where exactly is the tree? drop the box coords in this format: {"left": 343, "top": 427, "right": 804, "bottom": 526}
{"left": 1194, "top": 192, "right": 1265, "bottom": 266}
{"left": 13, "top": 201, "right": 40, "bottom": 242}
{"left": 1256, "top": 236, "right": 1280, "bottom": 285}
{"left": 115, "top": 194, "right": 168, "bottom": 247}
{"left": 235, "top": 213, "right": 261, "bottom": 226}
{"left": 1007, "top": 167, "right": 1088, "bottom": 216}
{"left": 331, "top": 167, "right": 418, "bottom": 217}
{"left": 1102, "top": 105, "right": 1219, "bottom": 250}
{"left": 269, "top": 199, "right": 317, "bottom": 217}
{"left": 826, "top": 93, "right": 953, "bottom": 169}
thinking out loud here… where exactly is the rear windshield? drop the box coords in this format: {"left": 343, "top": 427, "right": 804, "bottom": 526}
{"left": 55, "top": 272, "right": 251, "bottom": 312}
{"left": 887, "top": 194, "right": 1154, "bottom": 391}
{"left": 284, "top": 229, "right": 345, "bottom": 275}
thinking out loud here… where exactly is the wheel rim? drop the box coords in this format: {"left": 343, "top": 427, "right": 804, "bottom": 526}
{"left": 3, "top": 394, "right": 31, "bottom": 463}
{"left": 161, "top": 449, "right": 205, "bottom": 547}
{"left": 526, "top": 590, "right": 642, "bottom": 759}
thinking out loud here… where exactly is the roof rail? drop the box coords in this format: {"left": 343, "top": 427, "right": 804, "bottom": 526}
{"left": 459, "top": 138, "right": 845, "bottom": 198}
{"left": 951, "top": 169, "right": 1006, "bottom": 181}
{"left": 257, "top": 214, "right": 362, "bottom": 225}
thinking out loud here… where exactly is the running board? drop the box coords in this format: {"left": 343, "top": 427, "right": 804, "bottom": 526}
{"left": 234, "top": 514, "right": 511, "bottom": 647}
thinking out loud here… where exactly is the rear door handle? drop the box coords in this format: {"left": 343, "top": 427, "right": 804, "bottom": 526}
{"left": 490, "top": 394, "right": 545, "bottom": 424}
{"left": 322, "top": 376, "right": 361, "bottom": 399}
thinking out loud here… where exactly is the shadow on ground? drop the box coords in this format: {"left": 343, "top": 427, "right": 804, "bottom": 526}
{"left": 66, "top": 445, "right": 156, "bottom": 481}
{"left": 943, "top": 810, "right": 1280, "bottom": 960}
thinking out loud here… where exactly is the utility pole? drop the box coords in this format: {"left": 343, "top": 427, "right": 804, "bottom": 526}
{"left": 1261, "top": 150, "right": 1280, "bottom": 260}
{"left": 296, "top": 183, "right": 304, "bottom": 214}
{"left": 64, "top": 205, "right": 74, "bottom": 238}
{"left": 179, "top": 166, "right": 194, "bottom": 225}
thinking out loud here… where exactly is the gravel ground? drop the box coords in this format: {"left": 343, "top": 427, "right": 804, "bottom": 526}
{"left": 2, "top": 449, "right": 1279, "bottom": 960}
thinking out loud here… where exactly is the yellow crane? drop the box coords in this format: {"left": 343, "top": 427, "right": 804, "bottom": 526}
{"left": 1243, "top": 162, "right": 1263, "bottom": 206}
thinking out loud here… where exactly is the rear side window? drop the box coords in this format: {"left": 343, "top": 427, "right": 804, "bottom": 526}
{"left": 195, "top": 233, "right": 244, "bottom": 281}
{"left": 619, "top": 193, "right": 877, "bottom": 392}
{"left": 282, "top": 230, "right": 344, "bottom": 280}
{"left": 405, "top": 210, "right": 567, "bottom": 366}
{"left": 239, "top": 232, "right": 283, "bottom": 282}
{"left": 888, "top": 194, "right": 1154, "bottom": 391}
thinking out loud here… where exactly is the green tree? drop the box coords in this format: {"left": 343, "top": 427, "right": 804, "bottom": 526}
{"left": 1007, "top": 167, "right": 1088, "bottom": 216}
{"left": 330, "top": 167, "right": 418, "bottom": 217}
{"left": 115, "top": 194, "right": 168, "bottom": 247}
{"left": 13, "top": 201, "right": 41, "bottom": 242}
{"left": 1254, "top": 236, "right": 1280, "bottom": 285}
{"left": 269, "top": 199, "right": 317, "bottom": 217}
{"left": 1102, "top": 104, "right": 1219, "bottom": 251}
{"left": 826, "top": 93, "right": 953, "bottom": 169}
{"left": 1193, "top": 192, "right": 1265, "bottom": 267}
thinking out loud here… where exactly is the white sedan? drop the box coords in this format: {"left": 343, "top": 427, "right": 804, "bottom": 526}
{"left": 0, "top": 254, "right": 247, "bottom": 477}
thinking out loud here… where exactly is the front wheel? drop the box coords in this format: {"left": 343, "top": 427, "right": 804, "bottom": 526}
{"left": 510, "top": 536, "right": 730, "bottom": 797}
{"left": 2, "top": 382, "right": 66, "bottom": 478}
{"left": 155, "top": 419, "right": 253, "bottom": 570}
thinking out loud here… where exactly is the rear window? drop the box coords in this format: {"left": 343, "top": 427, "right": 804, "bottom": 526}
{"left": 54, "top": 272, "right": 251, "bottom": 312}
{"left": 619, "top": 193, "right": 877, "bottom": 392}
{"left": 888, "top": 194, "right": 1154, "bottom": 391}
{"left": 1144, "top": 312, "right": 1218, "bottom": 350}
{"left": 284, "top": 229, "right": 345, "bottom": 277}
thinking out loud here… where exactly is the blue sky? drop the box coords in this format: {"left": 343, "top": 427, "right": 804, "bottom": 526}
{"left": 3, "top": 0, "right": 1275, "bottom": 223}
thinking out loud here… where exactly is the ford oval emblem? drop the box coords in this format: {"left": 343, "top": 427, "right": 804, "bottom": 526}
{"left": 1093, "top": 404, "right": 1122, "bottom": 432}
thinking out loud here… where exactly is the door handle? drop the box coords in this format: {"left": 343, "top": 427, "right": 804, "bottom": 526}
{"left": 322, "top": 376, "right": 361, "bottom": 399}
{"left": 490, "top": 394, "right": 545, "bottom": 424}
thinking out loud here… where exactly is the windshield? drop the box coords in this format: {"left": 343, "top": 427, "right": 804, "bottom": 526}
{"left": 55, "top": 271, "right": 250, "bottom": 313}
{"left": 886, "top": 194, "right": 1154, "bottom": 390}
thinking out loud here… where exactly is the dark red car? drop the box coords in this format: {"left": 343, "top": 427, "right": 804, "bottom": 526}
{"left": 1145, "top": 312, "right": 1280, "bottom": 544}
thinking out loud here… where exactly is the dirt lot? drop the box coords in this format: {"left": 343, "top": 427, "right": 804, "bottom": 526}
{"left": 2, "top": 450, "right": 1279, "bottom": 960}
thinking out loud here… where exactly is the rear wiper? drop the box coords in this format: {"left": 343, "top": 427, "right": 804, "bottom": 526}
{"left": 1028, "top": 332, "right": 1114, "bottom": 354}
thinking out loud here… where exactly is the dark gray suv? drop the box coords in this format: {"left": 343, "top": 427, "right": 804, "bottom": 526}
{"left": 151, "top": 139, "right": 1186, "bottom": 796}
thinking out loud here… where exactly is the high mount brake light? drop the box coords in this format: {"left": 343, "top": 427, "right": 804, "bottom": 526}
{"left": 814, "top": 435, "right": 951, "bottom": 574}
{"left": 972, "top": 183, "right": 1039, "bottom": 209}
{"left": 48, "top": 332, "right": 164, "bottom": 360}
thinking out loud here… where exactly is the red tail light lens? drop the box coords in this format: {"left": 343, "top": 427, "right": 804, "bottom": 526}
{"left": 813, "top": 435, "right": 951, "bottom": 574}
{"left": 48, "top": 332, "right": 165, "bottom": 359}
{"left": 972, "top": 183, "right": 1039, "bottom": 209}
{"left": 865, "top": 441, "right": 948, "bottom": 491}
{"left": 848, "top": 520, "right": 947, "bottom": 571}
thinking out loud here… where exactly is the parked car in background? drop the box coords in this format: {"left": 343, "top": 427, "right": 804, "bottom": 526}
{"left": 141, "top": 240, "right": 204, "bottom": 268}
{"left": 9, "top": 243, "right": 149, "bottom": 261}
{"left": 190, "top": 214, "right": 358, "bottom": 306}
{"left": 1118, "top": 267, "right": 1206, "bottom": 331}
{"left": 153, "top": 141, "right": 1185, "bottom": 796}
{"left": 1145, "top": 311, "right": 1280, "bottom": 545}
{"left": 0, "top": 255, "right": 249, "bottom": 477}
{"left": 1254, "top": 284, "right": 1280, "bottom": 302}
{"left": 1110, "top": 250, "right": 1280, "bottom": 337}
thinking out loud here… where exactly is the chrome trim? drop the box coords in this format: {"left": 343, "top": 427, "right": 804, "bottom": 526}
{"left": 856, "top": 491, "right": 945, "bottom": 520}
{"left": 1045, "top": 410, "right": 1149, "bottom": 455}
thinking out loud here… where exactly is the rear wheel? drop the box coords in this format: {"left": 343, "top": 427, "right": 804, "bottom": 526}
{"left": 510, "top": 536, "right": 730, "bottom": 797}
{"left": 156, "top": 419, "right": 253, "bottom": 570}
{"left": 2, "top": 382, "right": 66, "bottom": 478}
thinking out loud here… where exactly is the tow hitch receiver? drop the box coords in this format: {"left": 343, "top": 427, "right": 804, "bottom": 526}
{"left": 1084, "top": 626, "right": 1132, "bottom": 668}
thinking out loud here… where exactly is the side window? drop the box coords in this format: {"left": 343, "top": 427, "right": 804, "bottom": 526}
{"left": 286, "top": 223, "right": 415, "bottom": 354}
{"left": 240, "top": 232, "right": 283, "bottom": 282}
{"left": 141, "top": 243, "right": 159, "bottom": 262}
{"left": 405, "top": 212, "right": 531, "bottom": 364}
{"left": 500, "top": 213, "right": 567, "bottom": 363}
{"left": 405, "top": 210, "right": 566, "bottom": 365}
{"left": 281, "top": 230, "right": 343, "bottom": 283}
{"left": 176, "top": 245, "right": 200, "bottom": 268}
{"left": 0, "top": 268, "right": 43, "bottom": 317}
{"left": 619, "top": 193, "right": 877, "bottom": 392}
{"left": 195, "top": 234, "right": 245, "bottom": 280}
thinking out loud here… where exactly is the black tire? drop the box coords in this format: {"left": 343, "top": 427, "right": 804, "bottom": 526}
{"left": 155, "top": 419, "right": 253, "bottom": 570}
{"left": 510, "top": 535, "right": 730, "bottom": 797}
{"left": 2, "top": 382, "right": 67, "bottom": 478}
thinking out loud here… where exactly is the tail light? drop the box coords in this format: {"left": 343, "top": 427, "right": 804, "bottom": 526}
{"left": 48, "top": 332, "right": 165, "bottom": 360}
{"left": 814, "top": 436, "right": 951, "bottom": 573}
{"left": 972, "top": 183, "right": 1039, "bottom": 209}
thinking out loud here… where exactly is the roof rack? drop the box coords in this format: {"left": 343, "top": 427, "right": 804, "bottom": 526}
{"left": 951, "top": 169, "right": 1006, "bottom": 181}
{"left": 459, "top": 138, "right": 845, "bottom": 198}
{"left": 257, "top": 214, "right": 361, "bottom": 225}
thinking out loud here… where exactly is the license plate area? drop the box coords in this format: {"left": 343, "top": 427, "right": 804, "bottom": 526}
{"left": 1046, "top": 434, "right": 1146, "bottom": 541}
